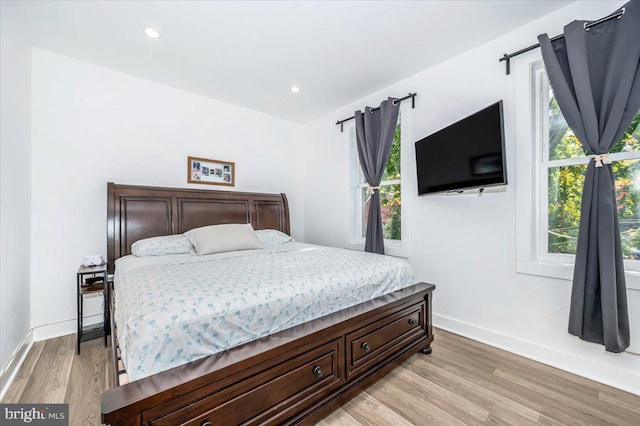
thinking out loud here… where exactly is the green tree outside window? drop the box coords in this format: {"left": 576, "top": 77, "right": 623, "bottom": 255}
{"left": 547, "top": 87, "right": 640, "bottom": 258}
{"left": 361, "top": 119, "right": 402, "bottom": 241}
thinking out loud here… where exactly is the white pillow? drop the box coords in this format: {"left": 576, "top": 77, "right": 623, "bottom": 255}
{"left": 131, "top": 235, "right": 194, "bottom": 257}
{"left": 255, "top": 229, "right": 294, "bottom": 247}
{"left": 184, "top": 223, "right": 265, "bottom": 255}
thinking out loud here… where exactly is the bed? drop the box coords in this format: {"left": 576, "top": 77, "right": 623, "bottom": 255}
{"left": 101, "top": 182, "right": 435, "bottom": 425}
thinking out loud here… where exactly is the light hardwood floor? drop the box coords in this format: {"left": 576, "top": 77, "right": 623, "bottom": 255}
{"left": 3, "top": 329, "right": 639, "bottom": 425}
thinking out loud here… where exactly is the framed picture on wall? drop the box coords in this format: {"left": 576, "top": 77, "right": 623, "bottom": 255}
{"left": 187, "top": 156, "right": 235, "bottom": 187}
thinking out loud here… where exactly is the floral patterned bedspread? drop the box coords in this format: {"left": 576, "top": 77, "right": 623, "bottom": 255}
{"left": 114, "top": 242, "right": 415, "bottom": 381}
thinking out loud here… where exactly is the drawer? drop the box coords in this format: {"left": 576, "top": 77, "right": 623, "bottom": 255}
{"left": 149, "top": 338, "right": 343, "bottom": 426}
{"left": 346, "top": 302, "right": 425, "bottom": 378}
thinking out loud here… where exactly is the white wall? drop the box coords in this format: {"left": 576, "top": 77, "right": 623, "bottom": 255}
{"left": 0, "top": 1, "right": 33, "bottom": 386}
{"left": 29, "top": 49, "right": 303, "bottom": 338}
{"left": 301, "top": 0, "right": 640, "bottom": 395}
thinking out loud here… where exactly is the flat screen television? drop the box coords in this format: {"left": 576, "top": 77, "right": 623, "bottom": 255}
{"left": 415, "top": 101, "right": 506, "bottom": 195}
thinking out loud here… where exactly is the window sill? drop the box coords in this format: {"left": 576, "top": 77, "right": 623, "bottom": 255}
{"left": 517, "top": 259, "right": 640, "bottom": 291}
{"left": 344, "top": 240, "right": 410, "bottom": 259}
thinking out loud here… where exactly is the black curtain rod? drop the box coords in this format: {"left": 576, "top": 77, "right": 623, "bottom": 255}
{"left": 499, "top": 7, "right": 626, "bottom": 75}
{"left": 335, "top": 93, "right": 417, "bottom": 132}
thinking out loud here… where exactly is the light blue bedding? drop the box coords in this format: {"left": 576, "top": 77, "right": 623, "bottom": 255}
{"left": 114, "top": 242, "right": 415, "bottom": 381}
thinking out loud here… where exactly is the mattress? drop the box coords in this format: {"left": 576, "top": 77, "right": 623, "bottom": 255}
{"left": 114, "top": 242, "right": 415, "bottom": 381}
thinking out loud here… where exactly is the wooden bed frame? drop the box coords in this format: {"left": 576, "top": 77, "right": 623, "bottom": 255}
{"left": 101, "top": 182, "right": 435, "bottom": 425}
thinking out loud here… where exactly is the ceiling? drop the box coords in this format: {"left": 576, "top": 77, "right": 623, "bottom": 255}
{"left": 12, "top": 1, "right": 574, "bottom": 123}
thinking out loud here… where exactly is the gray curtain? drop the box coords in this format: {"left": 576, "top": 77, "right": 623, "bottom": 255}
{"left": 538, "top": 0, "right": 640, "bottom": 353}
{"left": 355, "top": 98, "right": 400, "bottom": 254}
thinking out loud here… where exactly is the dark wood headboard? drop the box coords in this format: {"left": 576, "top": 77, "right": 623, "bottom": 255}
{"left": 107, "top": 182, "right": 290, "bottom": 273}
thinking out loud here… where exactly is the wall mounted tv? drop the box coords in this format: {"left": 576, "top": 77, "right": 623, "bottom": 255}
{"left": 415, "top": 100, "right": 506, "bottom": 195}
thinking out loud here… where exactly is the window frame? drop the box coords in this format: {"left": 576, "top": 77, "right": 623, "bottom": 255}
{"left": 516, "top": 59, "right": 640, "bottom": 290}
{"left": 345, "top": 104, "right": 411, "bottom": 258}
{"left": 355, "top": 178, "right": 402, "bottom": 243}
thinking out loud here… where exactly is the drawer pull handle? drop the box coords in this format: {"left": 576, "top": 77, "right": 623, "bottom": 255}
{"left": 409, "top": 318, "right": 417, "bottom": 326}
{"left": 313, "top": 366, "right": 323, "bottom": 378}
{"left": 201, "top": 421, "right": 212, "bottom": 426}
{"left": 361, "top": 342, "right": 370, "bottom": 352}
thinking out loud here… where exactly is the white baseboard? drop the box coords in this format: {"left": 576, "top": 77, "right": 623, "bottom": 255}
{"left": 1, "top": 314, "right": 103, "bottom": 400}
{"left": 32, "top": 313, "right": 102, "bottom": 342}
{"left": 433, "top": 313, "right": 640, "bottom": 396}
{"left": 0, "top": 329, "right": 33, "bottom": 402}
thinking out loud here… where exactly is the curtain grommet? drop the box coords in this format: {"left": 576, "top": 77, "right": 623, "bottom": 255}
{"left": 618, "top": 7, "right": 625, "bottom": 19}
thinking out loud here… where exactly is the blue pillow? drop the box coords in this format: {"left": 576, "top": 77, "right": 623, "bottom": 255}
{"left": 255, "top": 229, "right": 294, "bottom": 247}
{"left": 131, "top": 235, "right": 193, "bottom": 257}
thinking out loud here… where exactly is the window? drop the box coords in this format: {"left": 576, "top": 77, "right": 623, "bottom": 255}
{"left": 519, "top": 61, "right": 640, "bottom": 283}
{"left": 538, "top": 69, "right": 640, "bottom": 260}
{"left": 348, "top": 111, "right": 409, "bottom": 256}
{"left": 355, "top": 117, "right": 402, "bottom": 240}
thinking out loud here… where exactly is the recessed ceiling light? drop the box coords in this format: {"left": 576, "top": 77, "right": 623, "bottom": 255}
{"left": 291, "top": 86, "right": 300, "bottom": 93}
{"left": 145, "top": 28, "right": 160, "bottom": 39}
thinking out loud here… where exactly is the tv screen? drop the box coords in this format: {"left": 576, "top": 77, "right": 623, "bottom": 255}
{"left": 415, "top": 101, "right": 506, "bottom": 195}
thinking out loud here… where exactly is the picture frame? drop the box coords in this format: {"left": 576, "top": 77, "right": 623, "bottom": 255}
{"left": 187, "top": 156, "right": 235, "bottom": 187}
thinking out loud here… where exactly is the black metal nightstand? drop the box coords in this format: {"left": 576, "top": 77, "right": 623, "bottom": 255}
{"left": 77, "top": 264, "right": 110, "bottom": 354}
